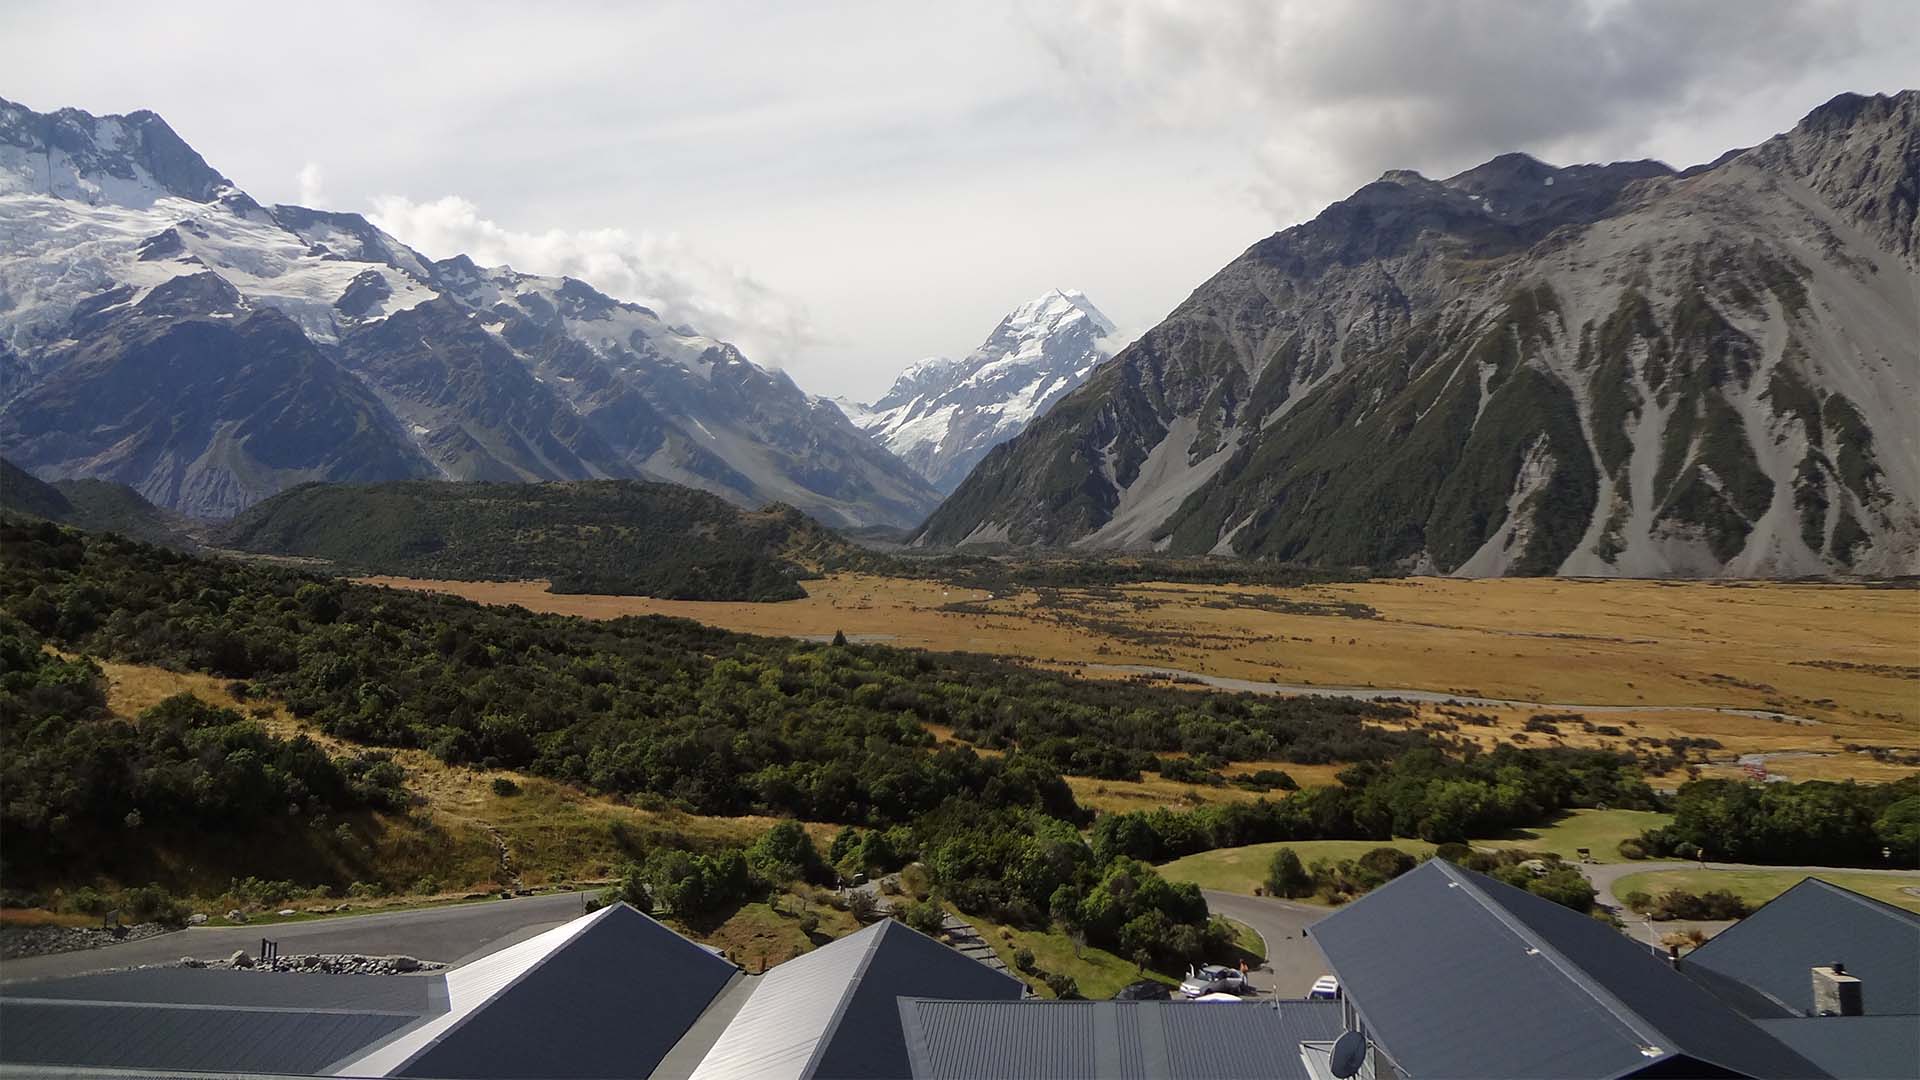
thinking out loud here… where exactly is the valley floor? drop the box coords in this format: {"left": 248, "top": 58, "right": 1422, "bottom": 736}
{"left": 358, "top": 573, "right": 1920, "bottom": 785}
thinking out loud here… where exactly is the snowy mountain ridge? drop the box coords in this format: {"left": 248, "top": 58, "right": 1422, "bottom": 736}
{"left": 837, "top": 288, "right": 1115, "bottom": 492}
{"left": 0, "top": 95, "right": 940, "bottom": 526}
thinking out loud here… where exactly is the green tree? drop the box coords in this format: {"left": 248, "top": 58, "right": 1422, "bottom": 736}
{"left": 748, "top": 821, "right": 825, "bottom": 886}
{"left": 1264, "top": 847, "right": 1313, "bottom": 898}
{"left": 1875, "top": 796, "right": 1920, "bottom": 857}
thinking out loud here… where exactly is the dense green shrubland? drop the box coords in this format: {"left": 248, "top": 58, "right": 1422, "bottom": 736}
{"left": 1636, "top": 777, "right": 1919, "bottom": 867}
{"left": 0, "top": 519, "right": 1420, "bottom": 828}
{"left": 0, "top": 618, "right": 407, "bottom": 881}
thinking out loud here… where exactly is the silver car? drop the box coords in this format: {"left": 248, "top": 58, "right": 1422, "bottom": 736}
{"left": 1178, "top": 965, "right": 1247, "bottom": 998}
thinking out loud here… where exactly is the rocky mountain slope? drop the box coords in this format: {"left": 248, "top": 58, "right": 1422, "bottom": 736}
{"left": 835, "top": 289, "right": 1113, "bottom": 492}
{"left": 918, "top": 92, "right": 1919, "bottom": 577}
{"left": 0, "top": 97, "right": 940, "bottom": 527}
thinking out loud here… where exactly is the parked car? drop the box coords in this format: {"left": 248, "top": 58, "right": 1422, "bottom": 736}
{"left": 1179, "top": 965, "right": 1248, "bottom": 998}
{"left": 1113, "top": 979, "right": 1172, "bottom": 1001}
{"left": 1309, "top": 974, "right": 1341, "bottom": 1000}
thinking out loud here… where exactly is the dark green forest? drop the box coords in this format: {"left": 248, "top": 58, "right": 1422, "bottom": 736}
{"left": 217, "top": 478, "right": 861, "bottom": 601}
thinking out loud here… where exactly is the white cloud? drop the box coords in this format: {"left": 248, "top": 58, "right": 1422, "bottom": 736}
{"left": 4, "top": 1, "right": 1907, "bottom": 400}
{"left": 295, "top": 162, "right": 325, "bottom": 208}
{"left": 367, "top": 194, "right": 820, "bottom": 372}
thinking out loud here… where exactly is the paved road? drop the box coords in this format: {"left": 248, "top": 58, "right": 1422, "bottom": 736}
{"left": 0, "top": 891, "right": 593, "bottom": 986}
{"left": 1202, "top": 890, "right": 1330, "bottom": 999}
{"left": 1580, "top": 860, "right": 1920, "bottom": 947}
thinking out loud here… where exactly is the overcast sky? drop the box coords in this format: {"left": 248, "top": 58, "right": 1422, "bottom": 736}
{"left": 4, "top": 0, "right": 1913, "bottom": 400}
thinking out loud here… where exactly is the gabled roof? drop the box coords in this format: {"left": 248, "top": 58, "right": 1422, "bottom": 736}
{"left": 333, "top": 901, "right": 738, "bottom": 1079}
{"left": 1685, "top": 876, "right": 1920, "bottom": 1018}
{"left": 0, "top": 969, "right": 443, "bottom": 1076}
{"left": 1309, "top": 860, "right": 1828, "bottom": 1079}
{"left": 687, "top": 918, "right": 1025, "bottom": 1080}
{"left": 896, "top": 998, "right": 1344, "bottom": 1080}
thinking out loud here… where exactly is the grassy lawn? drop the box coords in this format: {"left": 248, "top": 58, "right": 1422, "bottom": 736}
{"left": 1223, "top": 917, "right": 1266, "bottom": 963}
{"left": 1612, "top": 869, "right": 1920, "bottom": 915}
{"left": 1478, "top": 808, "right": 1673, "bottom": 864}
{"left": 1159, "top": 809, "right": 1675, "bottom": 898}
{"left": 1158, "top": 838, "right": 1436, "bottom": 897}
{"left": 967, "top": 914, "right": 1173, "bottom": 1000}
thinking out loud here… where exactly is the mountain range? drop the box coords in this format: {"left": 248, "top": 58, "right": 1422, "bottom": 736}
{"left": 0, "top": 96, "right": 941, "bottom": 528}
{"left": 918, "top": 92, "right": 1919, "bottom": 577}
{"left": 834, "top": 289, "right": 1114, "bottom": 492}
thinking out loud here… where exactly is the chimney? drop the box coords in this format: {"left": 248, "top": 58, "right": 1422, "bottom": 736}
{"left": 1811, "top": 963, "right": 1863, "bottom": 1016}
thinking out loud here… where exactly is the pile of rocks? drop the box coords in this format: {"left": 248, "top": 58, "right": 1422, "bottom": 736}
{"left": 0, "top": 922, "right": 173, "bottom": 961}
{"left": 179, "top": 951, "right": 443, "bottom": 975}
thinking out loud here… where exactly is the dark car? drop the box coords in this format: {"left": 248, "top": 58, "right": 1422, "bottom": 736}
{"left": 1113, "top": 979, "right": 1172, "bottom": 1001}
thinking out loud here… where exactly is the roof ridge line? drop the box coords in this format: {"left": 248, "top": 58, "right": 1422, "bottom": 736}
{"left": 796, "top": 919, "right": 890, "bottom": 1079}
{"left": 1437, "top": 862, "right": 1675, "bottom": 1059}
{"left": 1807, "top": 875, "right": 1920, "bottom": 923}
{"left": 386, "top": 900, "right": 615, "bottom": 1071}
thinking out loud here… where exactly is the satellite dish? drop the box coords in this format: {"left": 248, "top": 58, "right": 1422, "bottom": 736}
{"left": 1330, "top": 1031, "right": 1367, "bottom": 1080}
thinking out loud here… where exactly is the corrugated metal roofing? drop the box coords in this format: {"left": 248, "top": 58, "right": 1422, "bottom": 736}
{"left": 687, "top": 919, "right": 1025, "bottom": 1080}
{"left": 328, "top": 908, "right": 601, "bottom": 1077}
{"left": 6, "top": 968, "right": 442, "bottom": 1014}
{"left": 1755, "top": 1016, "right": 1920, "bottom": 1080}
{"left": 1308, "top": 860, "right": 1828, "bottom": 1079}
{"left": 1686, "top": 877, "right": 1920, "bottom": 1018}
{"left": 897, "top": 998, "right": 1344, "bottom": 1080}
{"left": 0, "top": 1000, "right": 420, "bottom": 1076}
{"left": 0, "top": 968, "right": 446, "bottom": 1077}
{"left": 338, "top": 901, "right": 738, "bottom": 1079}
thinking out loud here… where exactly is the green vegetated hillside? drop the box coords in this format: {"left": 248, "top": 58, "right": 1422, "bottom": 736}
{"left": 217, "top": 478, "right": 863, "bottom": 601}
{"left": 1, "top": 518, "right": 1777, "bottom": 968}
{"left": 0, "top": 457, "right": 195, "bottom": 550}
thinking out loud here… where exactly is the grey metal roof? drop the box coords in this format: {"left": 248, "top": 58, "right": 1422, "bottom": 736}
{"left": 688, "top": 918, "right": 1026, "bottom": 1080}
{"left": 1754, "top": 1016, "right": 1920, "bottom": 1080}
{"left": 4, "top": 968, "right": 444, "bottom": 1013}
{"left": 897, "top": 998, "right": 1344, "bottom": 1079}
{"left": 1685, "top": 877, "right": 1920, "bottom": 1018}
{"left": 384, "top": 902, "right": 739, "bottom": 1079}
{"left": 1308, "top": 859, "right": 1829, "bottom": 1079}
{"left": 0, "top": 1000, "right": 422, "bottom": 1076}
{"left": 0, "top": 968, "right": 446, "bottom": 1077}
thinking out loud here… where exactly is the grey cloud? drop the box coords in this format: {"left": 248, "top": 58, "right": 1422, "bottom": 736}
{"left": 1038, "top": 0, "right": 1912, "bottom": 217}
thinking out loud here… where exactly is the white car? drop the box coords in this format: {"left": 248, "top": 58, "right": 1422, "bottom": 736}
{"left": 1309, "top": 974, "right": 1341, "bottom": 1000}
{"left": 1179, "top": 965, "right": 1248, "bottom": 998}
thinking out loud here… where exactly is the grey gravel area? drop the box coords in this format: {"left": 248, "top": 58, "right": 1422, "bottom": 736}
{"left": 0, "top": 923, "right": 175, "bottom": 961}
{"left": 177, "top": 951, "right": 445, "bottom": 975}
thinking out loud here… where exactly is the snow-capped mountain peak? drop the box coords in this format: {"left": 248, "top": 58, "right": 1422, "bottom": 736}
{"left": 836, "top": 289, "right": 1116, "bottom": 493}
{"left": 0, "top": 96, "right": 941, "bottom": 527}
